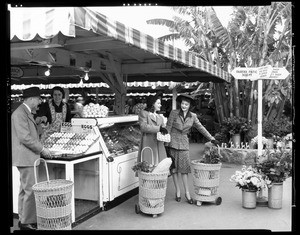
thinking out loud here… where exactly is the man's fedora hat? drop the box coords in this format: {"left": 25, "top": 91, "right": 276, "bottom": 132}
{"left": 22, "top": 87, "right": 41, "bottom": 98}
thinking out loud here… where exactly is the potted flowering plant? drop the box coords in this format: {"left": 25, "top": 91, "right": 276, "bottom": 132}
{"left": 255, "top": 149, "right": 292, "bottom": 209}
{"left": 283, "top": 133, "right": 293, "bottom": 149}
{"left": 255, "top": 149, "right": 292, "bottom": 184}
{"left": 230, "top": 165, "right": 267, "bottom": 209}
{"left": 230, "top": 165, "right": 266, "bottom": 191}
{"left": 221, "top": 116, "right": 252, "bottom": 147}
{"left": 250, "top": 135, "right": 269, "bottom": 149}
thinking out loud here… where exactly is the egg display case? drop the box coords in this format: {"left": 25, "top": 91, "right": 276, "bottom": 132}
{"left": 96, "top": 115, "right": 141, "bottom": 203}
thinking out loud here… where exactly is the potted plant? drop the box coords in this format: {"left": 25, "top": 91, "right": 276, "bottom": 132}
{"left": 249, "top": 135, "right": 269, "bottom": 149}
{"left": 221, "top": 116, "right": 252, "bottom": 147}
{"left": 191, "top": 143, "right": 223, "bottom": 206}
{"left": 262, "top": 117, "right": 292, "bottom": 149}
{"left": 230, "top": 165, "right": 267, "bottom": 209}
{"left": 255, "top": 149, "right": 292, "bottom": 209}
{"left": 283, "top": 133, "right": 293, "bottom": 149}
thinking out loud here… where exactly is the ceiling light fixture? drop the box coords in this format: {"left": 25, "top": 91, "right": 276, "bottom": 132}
{"left": 44, "top": 65, "right": 52, "bottom": 76}
{"left": 84, "top": 71, "right": 89, "bottom": 81}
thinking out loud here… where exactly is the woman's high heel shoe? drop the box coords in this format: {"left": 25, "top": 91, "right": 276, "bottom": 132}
{"left": 175, "top": 193, "right": 181, "bottom": 202}
{"left": 185, "top": 193, "right": 194, "bottom": 204}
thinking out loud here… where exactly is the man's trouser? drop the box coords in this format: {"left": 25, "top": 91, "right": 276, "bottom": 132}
{"left": 17, "top": 166, "right": 37, "bottom": 224}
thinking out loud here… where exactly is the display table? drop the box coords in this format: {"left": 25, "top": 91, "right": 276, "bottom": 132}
{"left": 44, "top": 151, "right": 102, "bottom": 223}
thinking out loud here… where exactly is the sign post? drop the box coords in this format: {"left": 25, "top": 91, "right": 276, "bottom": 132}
{"left": 231, "top": 65, "right": 289, "bottom": 206}
{"left": 231, "top": 65, "right": 289, "bottom": 155}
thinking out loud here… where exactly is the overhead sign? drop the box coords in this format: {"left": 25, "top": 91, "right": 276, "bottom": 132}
{"left": 231, "top": 66, "right": 290, "bottom": 80}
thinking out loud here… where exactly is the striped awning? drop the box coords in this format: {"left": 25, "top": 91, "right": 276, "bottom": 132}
{"left": 74, "top": 7, "right": 231, "bottom": 82}
{"left": 10, "top": 6, "right": 231, "bottom": 82}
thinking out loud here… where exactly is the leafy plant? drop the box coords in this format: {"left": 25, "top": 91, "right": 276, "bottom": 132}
{"left": 255, "top": 149, "right": 292, "bottom": 184}
{"left": 221, "top": 116, "right": 252, "bottom": 136}
{"left": 132, "top": 161, "right": 155, "bottom": 173}
{"left": 263, "top": 117, "right": 292, "bottom": 138}
{"left": 200, "top": 145, "right": 222, "bottom": 164}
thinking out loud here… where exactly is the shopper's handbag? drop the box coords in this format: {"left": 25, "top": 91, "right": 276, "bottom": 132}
{"left": 157, "top": 132, "right": 171, "bottom": 142}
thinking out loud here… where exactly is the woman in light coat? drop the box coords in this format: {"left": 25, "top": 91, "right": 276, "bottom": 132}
{"left": 166, "top": 94, "right": 219, "bottom": 204}
{"left": 137, "top": 93, "right": 168, "bottom": 166}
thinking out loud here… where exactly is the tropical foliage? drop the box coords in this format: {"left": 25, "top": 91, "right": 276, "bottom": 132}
{"left": 147, "top": 3, "right": 292, "bottom": 125}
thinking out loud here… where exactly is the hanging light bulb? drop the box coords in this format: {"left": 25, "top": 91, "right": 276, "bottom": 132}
{"left": 84, "top": 72, "right": 89, "bottom": 81}
{"left": 44, "top": 68, "right": 50, "bottom": 76}
{"left": 44, "top": 65, "right": 52, "bottom": 76}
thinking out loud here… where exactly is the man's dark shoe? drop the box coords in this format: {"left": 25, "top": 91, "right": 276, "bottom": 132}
{"left": 18, "top": 221, "right": 37, "bottom": 230}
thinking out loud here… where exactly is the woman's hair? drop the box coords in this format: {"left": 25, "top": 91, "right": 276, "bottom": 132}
{"left": 51, "top": 86, "right": 65, "bottom": 98}
{"left": 145, "top": 93, "right": 163, "bottom": 113}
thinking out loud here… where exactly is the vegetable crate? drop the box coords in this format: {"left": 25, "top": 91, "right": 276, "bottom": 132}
{"left": 32, "top": 158, "right": 73, "bottom": 230}
{"left": 190, "top": 161, "right": 222, "bottom": 206}
{"left": 135, "top": 147, "right": 169, "bottom": 218}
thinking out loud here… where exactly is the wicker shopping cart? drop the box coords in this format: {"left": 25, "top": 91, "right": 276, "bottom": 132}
{"left": 135, "top": 147, "right": 169, "bottom": 218}
{"left": 32, "top": 158, "right": 74, "bottom": 230}
{"left": 190, "top": 146, "right": 222, "bottom": 206}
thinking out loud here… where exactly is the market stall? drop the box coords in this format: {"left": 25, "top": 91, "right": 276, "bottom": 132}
{"left": 10, "top": 6, "right": 231, "bottom": 224}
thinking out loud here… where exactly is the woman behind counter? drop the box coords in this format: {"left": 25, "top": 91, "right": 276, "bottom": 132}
{"left": 137, "top": 92, "right": 168, "bottom": 166}
{"left": 37, "top": 86, "right": 72, "bottom": 140}
{"left": 166, "top": 94, "right": 219, "bottom": 204}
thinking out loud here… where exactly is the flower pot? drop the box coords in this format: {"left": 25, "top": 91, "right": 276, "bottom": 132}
{"left": 266, "top": 138, "right": 274, "bottom": 149}
{"left": 232, "top": 134, "right": 241, "bottom": 148}
{"left": 285, "top": 140, "right": 292, "bottom": 149}
{"left": 242, "top": 189, "right": 257, "bottom": 209}
{"left": 268, "top": 182, "right": 283, "bottom": 209}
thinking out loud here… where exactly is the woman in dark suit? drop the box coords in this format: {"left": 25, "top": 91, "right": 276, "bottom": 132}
{"left": 166, "top": 94, "right": 219, "bottom": 204}
{"left": 137, "top": 93, "right": 168, "bottom": 166}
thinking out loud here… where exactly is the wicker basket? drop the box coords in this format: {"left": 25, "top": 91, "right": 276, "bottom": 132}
{"left": 32, "top": 158, "right": 73, "bottom": 230}
{"left": 136, "top": 147, "right": 169, "bottom": 216}
{"left": 190, "top": 160, "right": 222, "bottom": 202}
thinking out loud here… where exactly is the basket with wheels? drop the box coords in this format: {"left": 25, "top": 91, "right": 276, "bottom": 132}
{"left": 32, "top": 158, "right": 74, "bottom": 230}
{"left": 135, "top": 147, "right": 169, "bottom": 218}
{"left": 190, "top": 161, "right": 222, "bottom": 206}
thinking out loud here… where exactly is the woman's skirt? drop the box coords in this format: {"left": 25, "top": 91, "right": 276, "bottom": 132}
{"left": 168, "top": 148, "right": 191, "bottom": 174}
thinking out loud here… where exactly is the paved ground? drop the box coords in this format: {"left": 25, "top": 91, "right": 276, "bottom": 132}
{"left": 10, "top": 143, "right": 294, "bottom": 231}
{"left": 73, "top": 143, "right": 293, "bottom": 231}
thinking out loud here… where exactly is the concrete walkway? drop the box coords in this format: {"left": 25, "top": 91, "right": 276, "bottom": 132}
{"left": 10, "top": 143, "right": 293, "bottom": 231}
{"left": 73, "top": 143, "right": 293, "bottom": 231}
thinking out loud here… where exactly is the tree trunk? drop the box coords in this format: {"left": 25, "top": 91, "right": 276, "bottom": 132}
{"left": 213, "top": 84, "right": 224, "bottom": 123}
{"left": 275, "top": 96, "right": 287, "bottom": 119}
{"left": 248, "top": 81, "right": 256, "bottom": 124}
{"left": 233, "top": 79, "right": 240, "bottom": 117}
{"left": 219, "top": 83, "right": 229, "bottom": 118}
{"left": 229, "top": 83, "right": 234, "bottom": 118}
